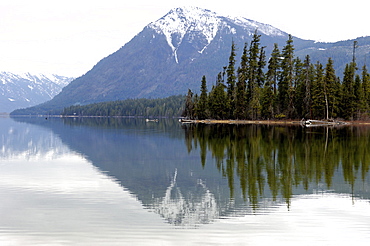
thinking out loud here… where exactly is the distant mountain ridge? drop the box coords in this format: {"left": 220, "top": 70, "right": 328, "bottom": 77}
{"left": 1, "top": 72, "right": 73, "bottom": 113}
{"left": 11, "top": 6, "right": 370, "bottom": 115}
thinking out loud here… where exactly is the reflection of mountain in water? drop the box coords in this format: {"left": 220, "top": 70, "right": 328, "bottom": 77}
{"left": 10, "top": 117, "right": 370, "bottom": 226}
{"left": 0, "top": 118, "right": 71, "bottom": 159}
{"left": 150, "top": 169, "right": 219, "bottom": 226}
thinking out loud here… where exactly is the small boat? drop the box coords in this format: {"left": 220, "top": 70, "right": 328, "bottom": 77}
{"left": 301, "top": 119, "right": 346, "bottom": 127}
{"left": 145, "top": 119, "right": 159, "bottom": 122}
{"left": 179, "top": 118, "right": 194, "bottom": 123}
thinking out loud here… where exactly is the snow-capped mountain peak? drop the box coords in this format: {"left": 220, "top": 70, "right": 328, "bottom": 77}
{"left": 149, "top": 6, "right": 221, "bottom": 63}
{"left": 148, "top": 6, "right": 286, "bottom": 63}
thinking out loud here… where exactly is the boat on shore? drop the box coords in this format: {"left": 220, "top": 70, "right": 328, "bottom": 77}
{"left": 301, "top": 119, "right": 347, "bottom": 127}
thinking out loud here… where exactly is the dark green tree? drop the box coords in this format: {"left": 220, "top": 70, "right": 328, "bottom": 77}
{"left": 324, "top": 58, "right": 339, "bottom": 119}
{"left": 293, "top": 57, "right": 306, "bottom": 118}
{"left": 265, "top": 43, "right": 281, "bottom": 117}
{"left": 226, "top": 41, "right": 237, "bottom": 118}
{"left": 311, "top": 62, "right": 326, "bottom": 119}
{"left": 195, "top": 75, "right": 209, "bottom": 119}
{"left": 247, "top": 30, "right": 262, "bottom": 119}
{"left": 278, "top": 35, "right": 295, "bottom": 117}
{"left": 182, "top": 89, "right": 194, "bottom": 119}
{"left": 341, "top": 63, "right": 357, "bottom": 120}
{"left": 361, "top": 65, "right": 370, "bottom": 112}
{"left": 235, "top": 43, "right": 248, "bottom": 119}
{"left": 209, "top": 72, "right": 228, "bottom": 119}
{"left": 354, "top": 74, "right": 365, "bottom": 119}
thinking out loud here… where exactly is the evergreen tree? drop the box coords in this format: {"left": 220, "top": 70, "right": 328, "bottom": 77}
{"left": 324, "top": 58, "right": 339, "bottom": 119}
{"left": 226, "top": 41, "right": 237, "bottom": 118}
{"left": 293, "top": 57, "right": 305, "bottom": 118}
{"left": 302, "top": 55, "right": 314, "bottom": 119}
{"left": 354, "top": 74, "right": 365, "bottom": 119}
{"left": 195, "top": 75, "right": 209, "bottom": 119}
{"left": 311, "top": 62, "right": 326, "bottom": 119}
{"left": 341, "top": 63, "right": 357, "bottom": 120}
{"left": 209, "top": 72, "right": 228, "bottom": 119}
{"left": 278, "top": 35, "right": 295, "bottom": 117}
{"left": 361, "top": 65, "right": 370, "bottom": 112}
{"left": 265, "top": 43, "right": 281, "bottom": 117}
{"left": 235, "top": 43, "right": 248, "bottom": 119}
{"left": 247, "top": 30, "right": 262, "bottom": 119}
{"left": 260, "top": 78, "right": 274, "bottom": 119}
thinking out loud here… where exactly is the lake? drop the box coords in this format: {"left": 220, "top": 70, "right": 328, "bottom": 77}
{"left": 0, "top": 117, "right": 369, "bottom": 245}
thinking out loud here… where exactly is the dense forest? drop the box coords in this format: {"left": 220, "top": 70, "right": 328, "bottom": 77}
{"left": 62, "top": 95, "right": 184, "bottom": 117}
{"left": 183, "top": 31, "right": 370, "bottom": 121}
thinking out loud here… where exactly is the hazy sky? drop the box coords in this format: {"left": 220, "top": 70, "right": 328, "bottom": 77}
{"left": 1, "top": 0, "right": 369, "bottom": 77}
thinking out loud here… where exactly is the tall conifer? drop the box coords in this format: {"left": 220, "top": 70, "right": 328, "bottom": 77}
{"left": 341, "top": 63, "right": 357, "bottom": 120}
{"left": 195, "top": 75, "right": 209, "bottom": 119}
{"left": 235, "top": 43, "right": 248, "bottom": 119}
{"left": 226, "top": 41, "right": 237, "bottom": 118}
{"left": 247, "top": 30, "right": 262, "bottom": 119}
{"left": 324, "top": 58, "right": 339, "bottom": 119}
{"left": 311, "top": 62, "right": 326, "bottom": 119}
{"left": 278, "top": 35, "right": 295, "bottom": 117}
{"left": 361, "top": 65, "right": 370, "bottom": 111}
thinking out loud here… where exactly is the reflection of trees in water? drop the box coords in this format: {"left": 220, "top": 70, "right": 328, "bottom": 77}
{"left": 183, "top": 124, "right": 370, "bottom": 207}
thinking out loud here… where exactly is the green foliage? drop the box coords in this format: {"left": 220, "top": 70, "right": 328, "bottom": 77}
{"left": 184, "top": 37, "right": 370, "bottom": 121}
{"left": 195, "top": 76, "right": 209, "bottom": 120}
{"left": 62, "top": 95, "right": 185, "bottom": 117}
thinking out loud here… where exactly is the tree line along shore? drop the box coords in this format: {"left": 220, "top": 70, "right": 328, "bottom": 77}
{"left": 182, "top": 32, "right": 370, "bottom": 122}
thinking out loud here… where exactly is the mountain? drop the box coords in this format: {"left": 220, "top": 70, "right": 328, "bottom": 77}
{"left": 11, "top": 6, "right": 370, "bottom": 115}
{"left": 0, "top": 72, "right": 73, "bottom": 113}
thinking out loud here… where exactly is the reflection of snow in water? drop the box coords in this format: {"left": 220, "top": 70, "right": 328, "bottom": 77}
{"left": 151, "top": 169, "right": 219, "bottom": 226}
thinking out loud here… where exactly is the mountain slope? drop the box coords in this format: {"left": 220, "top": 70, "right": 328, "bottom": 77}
{"left": 11, "top": 6, "right": 370, "bottom": 115}
{"left": 1, "top": 72, "right": 73, "bottom": 113}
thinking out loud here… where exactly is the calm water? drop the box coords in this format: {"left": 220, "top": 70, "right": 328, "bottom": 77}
{"left": 0, "top": 117, "right": 370, "bottom": 245}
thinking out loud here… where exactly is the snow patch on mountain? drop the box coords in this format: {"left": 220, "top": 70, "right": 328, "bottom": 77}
{"left": 229, "top": 16, "right": 286, "bottom": 37}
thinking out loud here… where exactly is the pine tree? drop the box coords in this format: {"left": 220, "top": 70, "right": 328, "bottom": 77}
{"left": 260, "top": 78, "right": 274, "bottom": 119}
{"left": 354, "top": 74, "right": 365, "bottom": 119}
{"left": 324, "top": 58, "right": 339, "bottom": 119}
{"left": 182, "top": 89, "right": 195, "bottom": 119}
{"left": 278, "top": 35, "right": 295, "bottom": 117}
{"left": 311, "top": 62, "right": 326, "bottom": 119}
{"left": 293, "top": 57, "right": 305, "bottom": 118}
{"left": 247, "top": 30, "right": 262, "bottom": 119}
{"left": 361, "top": 65, "right": 370, "bottom": 112}
{"left": 265, "top": 43, "right": 281, "bottom": 117}
{"left": 226, "top": 41, "right": 237, "bottom": 119}
{"left": 302, "top": 55, "right": 314, "bottom": 119}
{"left": 235, "top": 43, "right": 248, "bottom": 119}
{"left": 209, "top": 72, "right": 228, "bottom": 119}
{"left": 341, "top": 63, "right": 357, "bottom": 120}
{"left": 195, "top": 75, "right": 209, "bottom": 119}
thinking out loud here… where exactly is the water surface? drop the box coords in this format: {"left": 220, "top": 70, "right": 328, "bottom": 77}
{"left": 0, "top": 117, "right": 369, "bottom": 245}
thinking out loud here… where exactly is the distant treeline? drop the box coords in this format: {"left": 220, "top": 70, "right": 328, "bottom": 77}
{"left": 183, "top": 32, "right": 370, "bottom": 120}
{"left": 62, "top": 95, "right": 184, "bottom": 117}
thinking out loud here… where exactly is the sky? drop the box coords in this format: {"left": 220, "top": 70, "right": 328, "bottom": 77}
{"left": 1, "top": 0, "right": 369, "bottom": 77}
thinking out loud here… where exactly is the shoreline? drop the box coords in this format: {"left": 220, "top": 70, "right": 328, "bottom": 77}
{"left": 181, "top": 119, "right": 370, "bottom": 126}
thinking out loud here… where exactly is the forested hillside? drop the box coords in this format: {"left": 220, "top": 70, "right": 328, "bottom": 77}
{"left": 183, "top": 32, "right": 370, "bottom": 121}
{"left": 62, "top": 95, "right": 184, "bottom": 118}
